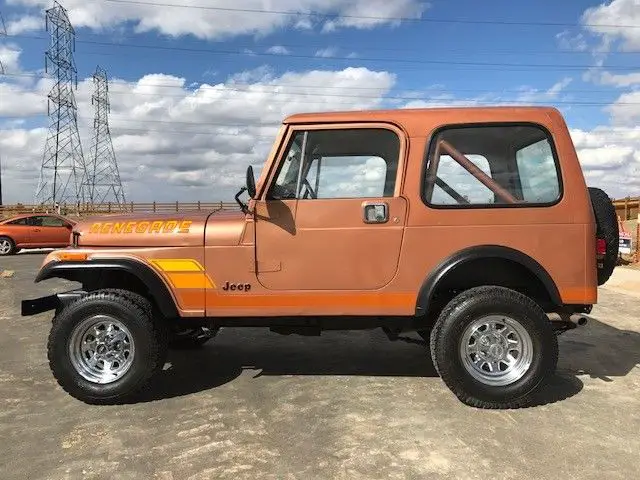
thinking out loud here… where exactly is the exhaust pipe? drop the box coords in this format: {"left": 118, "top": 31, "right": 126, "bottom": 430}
{"left": 569, "top": 314, "right": 588, "bottom": 326}
{"left": 549, "top": 313, "right": 588, "bottom": 334}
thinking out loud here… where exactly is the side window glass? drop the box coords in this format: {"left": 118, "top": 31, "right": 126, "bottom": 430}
{"left": 268, "top": 131, "right": 306, "bottom": 200}
{"left": 268, "top": 128, "right": 400, "bottom": 200}
{"left": 8, "top": 218, "right": 28, "bottom": 225}
{"left": 430, "top": 154, "right": 493, "bottom": 205}
{"left": 516, "top": 139, "right": 560, "bottom": 203}
{"left": 423, "top": 125, "right": 561, "bottom": 207}
{"left": 304, "top": 155, "right": 388, "bottom": 198}
{"left": 40, "top": 216, "right": 65, "bottom": 227}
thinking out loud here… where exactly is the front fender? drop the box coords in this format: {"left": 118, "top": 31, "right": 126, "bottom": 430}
{"left": 33, "top": 258, "right": 179, "bottom": 318}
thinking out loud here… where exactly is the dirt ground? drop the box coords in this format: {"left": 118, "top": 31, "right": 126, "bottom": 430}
{"left": 1, "top": 253, "right": 639, "bottom": 480}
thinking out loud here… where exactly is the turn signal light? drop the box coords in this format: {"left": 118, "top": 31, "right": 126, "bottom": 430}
{"left": 55, "top": 252, "right": 88, "bottom": 261}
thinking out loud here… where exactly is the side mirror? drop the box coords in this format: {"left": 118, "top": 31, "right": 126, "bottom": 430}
{"left": 246, "top": 165, "right": 256, "bottom": 199}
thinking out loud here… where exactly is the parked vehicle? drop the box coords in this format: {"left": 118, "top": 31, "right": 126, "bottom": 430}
{"left": 21, "top": 106, "right": 618, "bottom": 408}
{"left": 0, "top": 213, "right": 76, "bottom": 255}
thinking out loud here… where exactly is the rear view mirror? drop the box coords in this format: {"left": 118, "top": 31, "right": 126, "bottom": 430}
{"left": 246, "top": 165, "right": 256, "bottom": 198}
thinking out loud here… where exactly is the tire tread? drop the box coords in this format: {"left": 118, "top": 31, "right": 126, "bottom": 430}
{"left": 430, "top": 285, "right": 558, "bottom": 409}
{"left": 47, "top": 290, "right": 168, "bottom": 404}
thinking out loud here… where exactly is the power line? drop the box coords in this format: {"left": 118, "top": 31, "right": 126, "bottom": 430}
{"left": 1, "top": 73, "right": 637, "bottom": 106}
{"left": 4, "top": 33, "right": 640, "bottom": 71}
{"left": 4, "top": 71, "right": 632, "bottom": 95}
{"left": 103, "top": 0, "right": 640, "bottom": 29}
{"left": 6, "top": 23, "right": 638, "bottom": 56}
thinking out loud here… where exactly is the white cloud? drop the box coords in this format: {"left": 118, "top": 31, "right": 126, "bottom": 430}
{"left": 4, "top": 15, "right": 42, "bottom": 34}
{"left": 322, "top": 0, "right": 427, "bottom": 32}
{"left": 0, "top": 65, "right": 396, "bottom": 202}
{"left": 315, "top": 47, "right": 338, "bottom": 58}
{"left": 399, "top": 78, "right": 573, "bottom": 110}
{"left": 606, "top": 90, "right": 640, "bottom": 125}
{"left": 569, "top": 126, "right": 640, "bottom": 196}
{"left": 513, "top": 77, "right": 573, "bottom": 103}
{"left": 590, "top": 71, "right": 640, "bottom": 87}
{"left": 582, "top": 0, "right": 640, "bottom": 51}
{"left": 266, "top": 45, "right": 290, "bottom": 55}
{"left": 0, "top": 44, "right": 23, "bottom": 73}
{"left": 555, "top": 30, "right": 588, "bottom": 51}
{"left": 8, "top": 0, "right": 428, "bottom": 39}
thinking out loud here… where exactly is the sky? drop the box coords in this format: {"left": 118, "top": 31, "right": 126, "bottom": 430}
{"left": 0, "top": 0, "right": 639, "bottom": 204}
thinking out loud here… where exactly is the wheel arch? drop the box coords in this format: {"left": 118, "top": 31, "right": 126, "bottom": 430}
{"left": 35, "top": 259, "right": 179, "bottom": 319}
{"left": 415, "top": 245, "right": 562, "bottom": 316}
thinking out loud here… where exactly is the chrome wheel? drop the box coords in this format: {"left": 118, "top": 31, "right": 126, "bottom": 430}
{"left": 459, "top": 315, "right": 533, "bottom": 387}
{"left": 68, "top": 315, "right": 135, "bottom": 384}
{"left": 0, "top": 239, "right": 12, "bottom": 255}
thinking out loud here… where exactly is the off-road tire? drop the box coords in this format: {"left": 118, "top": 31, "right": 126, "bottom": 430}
{"left": 0, "top": 236, "right": 16, "bottom": 256}
{"left": 588, "top": 187, "right": 618, "bottom": 285}
{"left": 430, "top": 286, "right": 558, "bottom": 409}
{"left": 47, "top": 290, "right": 168, "bottom": 404}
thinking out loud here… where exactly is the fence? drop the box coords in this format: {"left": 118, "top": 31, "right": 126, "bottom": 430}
{"left": 2, "top": 196, "right": 638, "bottom": 219}
{"left": 0, "top": 201, "right": 238, "bottom": 219}
{"left": 614, "top": 197, "right": 640, "bottom": 221}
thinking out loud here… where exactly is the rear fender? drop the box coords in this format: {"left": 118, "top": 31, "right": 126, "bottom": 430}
{"left": 415, "top": 245, "right": 562, "bottom": 315}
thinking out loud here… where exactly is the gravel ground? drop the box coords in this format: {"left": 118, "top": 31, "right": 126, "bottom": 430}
{"left": 1, "top": 253, "right": 639, "bottom": 480}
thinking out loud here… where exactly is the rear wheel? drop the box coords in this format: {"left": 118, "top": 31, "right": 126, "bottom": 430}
{"left": 430, "top": 286, "right": 558, "bottom": 409}
{"left": 47, "top": 290, "right": 168, "bottom": 404}
{"left": 0, "top": 236, "right": 16, "bottom": 256}
{"left": 588, "top": 187, "right": 618, "bottom": 285}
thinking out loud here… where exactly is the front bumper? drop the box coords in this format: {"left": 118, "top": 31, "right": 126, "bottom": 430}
{"left": 21, "top": 290, "right": 87, "bottom": 316}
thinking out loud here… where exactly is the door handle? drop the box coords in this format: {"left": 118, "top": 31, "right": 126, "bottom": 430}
{"left": 362, "top": 202, "right": 389, "bottom": 224}
{"left": 33, "top": 228, "right": 41, "bottom": 232}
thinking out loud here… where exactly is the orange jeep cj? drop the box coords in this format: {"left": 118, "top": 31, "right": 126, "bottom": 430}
{"left": 22, "top": 106, "right": 619, "bottom": 409}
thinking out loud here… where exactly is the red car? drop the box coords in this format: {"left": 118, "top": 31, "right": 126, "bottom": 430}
{"left": 0, "top": 213, "right": 76, "bottom": 255}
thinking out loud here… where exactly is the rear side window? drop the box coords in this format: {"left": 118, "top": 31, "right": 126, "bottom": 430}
{"left": 423, "top": 124, "right": 562, "bottom": 207}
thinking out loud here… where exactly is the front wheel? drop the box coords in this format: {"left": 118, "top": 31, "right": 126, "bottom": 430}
{"left": 0, "top": 236, "right": 16, "bottom": 255}
{"left": 47, "top": 290, "right": 168, "bottom": 404}
{"left": 430, "top": 286, "right": 558, "bottom": 409}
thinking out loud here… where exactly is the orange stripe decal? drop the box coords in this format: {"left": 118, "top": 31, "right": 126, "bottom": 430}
{"left": 206, "top": 292, "right": 415, "bottom": 308}
{"left": 560, "top": 287, "right": 597, "bottom": 304}
{"left": 167, "top": 272, "right": 215, "bottom": 289}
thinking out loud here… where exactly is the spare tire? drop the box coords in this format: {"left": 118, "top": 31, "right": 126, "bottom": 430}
{"left": 588, "top": 187, "right": 618, "bottom": 285}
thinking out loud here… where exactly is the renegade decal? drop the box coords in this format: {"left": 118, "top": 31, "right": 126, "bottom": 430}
{"left": 150, "top": 259, "right": 216, "bottom": 289}
{"left": 88, "top": 220, "right": 192, "bottom": 234}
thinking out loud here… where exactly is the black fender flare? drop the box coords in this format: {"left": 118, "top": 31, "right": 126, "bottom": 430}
{"left": 415, "top": 245, "right": 562, "bottom": 315}
{"left": 35, "top": 259, "right": 179, "bottom": 318}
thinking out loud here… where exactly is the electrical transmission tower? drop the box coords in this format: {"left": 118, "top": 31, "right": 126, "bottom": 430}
{"left": 84, "top": 65, "right": 126, "bottom": 209}
{"left": 34, "top": 1, "right": 87, "bottom": 210}
{"left": 1, "top": 11, "right": 6, "bottom": 74}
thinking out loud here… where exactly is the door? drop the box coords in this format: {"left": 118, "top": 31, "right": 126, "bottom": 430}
{"left": 29, "top": 215, "right": 72, "bottom": 246}
{"left": 255, "top": 124, "right": 408, "bottom": 291}
{"left": 2, "top": 216, "right": 31, "bottom": 246}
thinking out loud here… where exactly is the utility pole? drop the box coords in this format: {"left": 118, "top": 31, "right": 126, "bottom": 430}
{"left": 83, "top": 65, "right": 126, "bottom": 209}
{"left": 34, "top": 1, "right": 87, "bottom": 211}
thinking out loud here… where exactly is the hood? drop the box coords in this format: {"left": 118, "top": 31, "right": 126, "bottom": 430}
{"left": 73, "top": 209, "right": 244, "bottom": 247}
